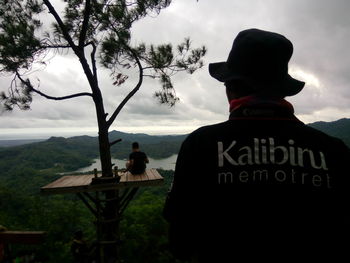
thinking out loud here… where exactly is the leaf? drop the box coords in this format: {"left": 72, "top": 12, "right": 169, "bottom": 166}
{"left": 113, "top": 73, "right": 129, "bottom": 86}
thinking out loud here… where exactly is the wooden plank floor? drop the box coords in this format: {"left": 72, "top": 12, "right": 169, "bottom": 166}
{"left": 41, "top": 168, "right": 163, "bottom": 195}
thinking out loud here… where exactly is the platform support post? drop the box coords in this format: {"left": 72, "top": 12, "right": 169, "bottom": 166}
{"left": 76, "top": 168, "right": 142, "bottom": 263}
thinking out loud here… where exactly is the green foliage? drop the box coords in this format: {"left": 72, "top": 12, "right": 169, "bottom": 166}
{"left": 59, "top": 0, "right": 171, "bottom": 45}
{"left": 0, "top": 158, "right": 176, "bottom": 262}
{"left": 0, "top": 185, "right": 95, "bottom": 262}
{"left": 0, "top": 0, "right": 43, "bottom": 72}
{"left": 0, "top": 0, "right": 44, "bottom": 110}
{"left": 119, "top": 191, "right": 171, "bottom": 263}
{"left": 135, "top": 39, "right": 207, "bottom": 106}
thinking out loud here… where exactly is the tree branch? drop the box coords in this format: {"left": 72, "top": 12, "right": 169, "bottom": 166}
{"left": 43, "top": 2, "right": 99, "bottom": 97}
{"left": 90, "top": 42, "right": 98, "bottom": 83}
{"left": 42, "top": 0, "right": 78, "bottom": 53}
{"left": 16, "top": 73, "right": 93, "bottom": 101}
{"left": 110, "top": 139, "right": 122, "bottom": 147}
{"left": 32, "top": 88, "right": 93, "bottom": 101}
{"left": 107, "top": 46, "right": 143, "bottom": 128}
{"left": 79, "top": 0, "right": 92, "bottom": 48}
{"left": 40, "top": 44, "right": 71, "bottom": 49}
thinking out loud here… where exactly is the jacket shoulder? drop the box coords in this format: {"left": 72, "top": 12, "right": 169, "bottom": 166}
{"left": 187, "top": 121, "right": 231, "bottom": 137}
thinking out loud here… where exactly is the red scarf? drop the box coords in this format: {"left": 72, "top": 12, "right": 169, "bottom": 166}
{"left": 229, "top": 95, "right": 299, "bottom": 121}
{"left": 229, "top": 95, "right": 294, "bottom": 112}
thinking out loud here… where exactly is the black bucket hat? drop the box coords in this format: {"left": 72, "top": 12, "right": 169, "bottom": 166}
{"left": 209, "top": 28, "right": 305, "bottom": 96}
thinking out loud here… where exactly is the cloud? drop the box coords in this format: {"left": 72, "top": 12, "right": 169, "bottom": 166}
{"left": 1, "top": 0, "right": 350, "bottom": 138}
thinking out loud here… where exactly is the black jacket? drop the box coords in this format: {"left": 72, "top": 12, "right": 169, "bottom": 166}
{"left": 164, "top": 111, "right": 350, "bottom": 261}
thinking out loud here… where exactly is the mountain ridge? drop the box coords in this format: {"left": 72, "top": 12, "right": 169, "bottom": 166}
{"left": 0, "top": 118, "right": 349, "bottom": 171}
{"left": 1, "top": 118, "right": 350, "bottom": 149}
{"left": 308, "top": 118, "right": 350, "bottom": 146}
{"left": 1, "top": 118, "right": 349, "bottom": 148}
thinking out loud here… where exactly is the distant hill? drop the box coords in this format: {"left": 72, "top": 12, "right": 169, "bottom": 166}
{"left": 0, "top": 139, "right": 45, "bottom": 147}
{"left": 0, "top": 118, "right": 349, "bottom": 177}
{"left": 1, "top": 118, "right": 349, "bottom": 149}
{"left": 308, "top": 118, "right": 350, "bottom": 147}
{"left": 108, "top": 130, "right": 187, "bottom": 145}
{"left": 0, "top": 131, "right": 186, "bottom": 178}
{"left": 106, "top": 130, "right": 187, "bottom": 159}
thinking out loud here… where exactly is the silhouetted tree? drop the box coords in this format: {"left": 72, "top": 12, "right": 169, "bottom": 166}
{"left": 0, "top": 0, "right": 206, "bottom": 262}
{"left": 0, "top": 0, "right": 205, "bottom": 176}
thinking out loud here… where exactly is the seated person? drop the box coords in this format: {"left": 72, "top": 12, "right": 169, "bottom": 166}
{"left": 126, "top": 142, "right": 149, "bottom": 174}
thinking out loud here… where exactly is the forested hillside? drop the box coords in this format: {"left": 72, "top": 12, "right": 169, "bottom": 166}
{"left": 0, "top": 167, "right": 175, "bottom": 262}
{"left": 308, "top": 118, "right": 350, "bottom": 147}
{"left": 0, "top": 131, "right": 185, "bottom": 188}
{"left": 0, "top": 132, "right": 185, "bottom": 262}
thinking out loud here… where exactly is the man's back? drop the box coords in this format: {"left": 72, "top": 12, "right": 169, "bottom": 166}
{"left": 164, "top": 28, "right": 350, "bottom": 262}
{"left": 164, "top": 118, "right": 350, "bottom": 261}
{"left": 129, "top": 151, "right": 147, "bottom": 174}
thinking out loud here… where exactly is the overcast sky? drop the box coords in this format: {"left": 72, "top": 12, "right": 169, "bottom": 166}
{"left": 1, "top": 0, "right": 350, "bottom": 139}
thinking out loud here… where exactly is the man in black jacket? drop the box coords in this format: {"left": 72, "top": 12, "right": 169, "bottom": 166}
{"left": 127, "top": 142, "right": 149, "bottom": 174}
{"left": 163, "top": 29, "right": 350, "bottom": 262}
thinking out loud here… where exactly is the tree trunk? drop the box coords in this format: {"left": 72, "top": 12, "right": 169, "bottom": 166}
{"left": 93, "top": 89, "right": 119, "bottom": 263}
{"left": 98, "top": 126, "right": 113, "bottom": 178}
{"left": 74, "top": 39, "right": 121, "bottom": 262}
{"left": 92, "top": 83, "right": 112, "bottom": 178}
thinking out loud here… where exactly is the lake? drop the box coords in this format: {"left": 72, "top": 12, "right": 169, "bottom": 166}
{"left": 74, "top": 154, "right": 178, "bottom": 172}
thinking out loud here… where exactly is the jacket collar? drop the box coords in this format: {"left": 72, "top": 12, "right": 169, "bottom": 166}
{"left": 228, "top": 95, "right": 301, "bottom": 122}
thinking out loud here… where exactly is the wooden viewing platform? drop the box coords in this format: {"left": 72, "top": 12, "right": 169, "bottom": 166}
{"left": 41, "top": 168, "right": 163, "bottom": 195}
{"left": 40, "top": 168, "right": 164, "bottom": 263}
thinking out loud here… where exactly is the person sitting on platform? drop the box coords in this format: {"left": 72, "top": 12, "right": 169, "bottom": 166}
{"left": 126, "top": 142, "right": 149, "bottom": 175}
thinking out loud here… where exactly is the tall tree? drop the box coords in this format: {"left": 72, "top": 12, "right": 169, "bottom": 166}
{"left": 0, "top": 0, "right": 206, "bottom": 177}
{"left": 0, "top": 0, "right": 206, "bottom": 262}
